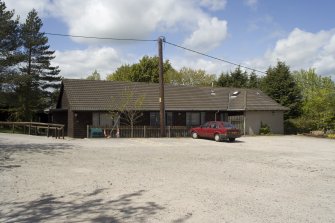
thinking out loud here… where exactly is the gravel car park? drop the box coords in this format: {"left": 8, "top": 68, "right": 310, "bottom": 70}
{"left": 1, "top": 133, "right": 334, "bottom": 223}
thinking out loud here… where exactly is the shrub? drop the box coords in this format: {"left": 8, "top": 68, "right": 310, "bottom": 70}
{"left": 327, "top": 134, "right": 335, "bottom": 139}
{"left": 259, "top": 122, "right": 271, "bottom": 135}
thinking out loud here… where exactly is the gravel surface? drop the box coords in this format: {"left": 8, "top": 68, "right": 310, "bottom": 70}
{"left": 0, "top": 133, "right": 334, "bottom": 223}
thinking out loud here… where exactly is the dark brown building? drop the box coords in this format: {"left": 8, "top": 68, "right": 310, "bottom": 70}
{"left": 51, "top": 79, "right": 288, "bottom": 138}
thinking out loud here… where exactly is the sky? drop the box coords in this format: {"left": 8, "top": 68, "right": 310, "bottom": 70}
{"left": 4, "top": 0, "right": 335, "bottom": 80}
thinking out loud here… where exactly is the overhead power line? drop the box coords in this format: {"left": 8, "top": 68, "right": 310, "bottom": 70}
{"left": 45, "top": 32, "right": 157, "bottom": 42}
{"left": 44, "top": 32, "right": 266, "bottom": 74}
{"left": 164, "top": 41, "right": 266, "bottom": 74}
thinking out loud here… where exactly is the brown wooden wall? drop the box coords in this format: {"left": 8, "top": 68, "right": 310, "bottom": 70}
{"left": 52, "top": 110, "right": 68, "bottom": 135}
{"left": 73, "top": 111, "right": 92, "bottom": 138}
{"left": 173, "top": 111, "right": 186, "bottom": 126}
{"left": 66, "top": 110, "right": 234, "bottom": 138}
{"left": 67, "top": 110, "right": 74, "bottom": 138}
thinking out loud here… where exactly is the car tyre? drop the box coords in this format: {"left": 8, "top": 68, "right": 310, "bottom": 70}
{"left": 192, "top": 132, "right": 198, "bottom": 139}
{"left": 229, "top": 138, "right": 236, "bottom": 142}
{"left": 214, "top": 134, "right": 221, "bottom": 142}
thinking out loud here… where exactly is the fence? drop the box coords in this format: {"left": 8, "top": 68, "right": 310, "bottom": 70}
{"left": 87, "top": 125, "right": 190, "bottom": 138}
{"left": 228, "top": 115, "right": 245, "bottom": 133}
{"left": 0, "top": 121, "right": 65, "bottom": 139}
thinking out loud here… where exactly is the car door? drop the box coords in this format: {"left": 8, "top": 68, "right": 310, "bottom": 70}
{"left": 206, "top": 122, "right": 217, "bottom": 139}
{"left": 199, "top": 122, "right": 210, "bottom": 138}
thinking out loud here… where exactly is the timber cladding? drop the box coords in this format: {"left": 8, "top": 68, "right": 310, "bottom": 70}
{"left": 51, "top": 79, "right": 289, "bottom": 138}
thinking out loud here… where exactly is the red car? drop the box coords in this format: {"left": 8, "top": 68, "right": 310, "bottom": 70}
{"left": 190, "top": 121, "right": 241, "bottom": 142}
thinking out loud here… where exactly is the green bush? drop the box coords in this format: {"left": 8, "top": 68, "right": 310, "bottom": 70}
{"left": 287, "top": 117, "right": 318, "bottom": 134}
{"left": 259, "top": 122, "right": 271, "bottom": 135}
{"left": 327, "top": 134, "right": 335, "bottom": 139}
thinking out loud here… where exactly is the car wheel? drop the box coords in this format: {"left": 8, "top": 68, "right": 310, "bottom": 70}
{"left": 214, "top": 134, "right": 221, "bottom": 142}
{"left": 229, "top": 138, "right": 235, "bottom": 142}
{"left": 192, "top": 132, "right": 198, "bottom": 139}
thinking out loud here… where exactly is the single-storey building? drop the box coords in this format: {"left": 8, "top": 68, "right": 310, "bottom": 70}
{"left": 51, "top": 79, "right": 288, "bottom": 138}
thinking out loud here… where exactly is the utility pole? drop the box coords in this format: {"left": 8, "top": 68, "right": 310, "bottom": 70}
{"left": 158, "top": 37, "right": 166, "bottom": 137}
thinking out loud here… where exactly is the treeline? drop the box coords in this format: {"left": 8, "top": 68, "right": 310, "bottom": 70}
{"left": 0, "top": 1, "right": 61, "bottom": 121}
{"left": 88, "top": 57, "right": 335, "bottom": 133}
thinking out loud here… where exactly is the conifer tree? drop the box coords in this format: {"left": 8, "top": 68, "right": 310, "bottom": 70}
{"left": 261, "top": 61, "right": 302, "bottom": 119}
{"left": 16, "top": 9, "right": 61, "bottom": 120}
{"left": 0, "top": 0, "right": 22, "bottom": 117}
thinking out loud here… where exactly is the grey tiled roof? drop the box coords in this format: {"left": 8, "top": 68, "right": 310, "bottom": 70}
{"left": 59, "top": 79, "right": 288, "bottom": 111}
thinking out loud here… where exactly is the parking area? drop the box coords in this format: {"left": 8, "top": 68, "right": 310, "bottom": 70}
{"left": 0, "top": 133, "right": 334, "bottom": 222}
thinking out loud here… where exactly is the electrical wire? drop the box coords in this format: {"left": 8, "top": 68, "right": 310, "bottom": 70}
{"left": 44, "top": 32, "right": 266, "bottom": 74}
{"left": 45, "top": 32, "right": 157, "bottom": 42}
{"left": 164, "top": 40, "right": 266, "bottom": 74}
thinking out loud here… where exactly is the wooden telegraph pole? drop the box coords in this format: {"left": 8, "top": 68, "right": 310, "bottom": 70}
{"left": 158, "top": 37, "right": 166, "bottom": 137}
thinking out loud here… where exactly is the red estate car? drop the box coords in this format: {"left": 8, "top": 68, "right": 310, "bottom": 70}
{"left": 190, "top": 121, "right": 241, "bottom": 142}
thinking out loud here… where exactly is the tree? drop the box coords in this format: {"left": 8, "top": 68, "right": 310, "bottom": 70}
{"left": 86, "top": 70, "right": 101, "bottom": 80}
{"left": 248, "top": 71, "right": 260, "bottom": 88}
{"left": 174, "top": 67, "right": 216, "bottom": 86}
{"left": 0, "top": 0, "right": 21, "bottom": 75}
{"left": 15, "top": 9, "right": 61, "bottom": 120}
{"left": 217, "top": 67, "right": 249, "bottom": 88}
{"left": 261, "top": 61, "right": 302, "bottom": 120}
{"left": 132, "top": 56, "right": 173, "bottom": 83}
{"left": 293, "top": 69, "right": 335, "bottom": 131}
{"left": 106, "top": 64, "right": 132, "bottom": 81}
{"left": 106, "top": 56, "right": 174, "bottom": 83}
{"left": 217, "top": 72, "right": 232, "bottom": 87}
{"left": 229, "top": 66, "right": 248, "bottom": 88}
{"left": 109, "top": 86, "right": 145, "bottom": 137}
{"left": 0, "top": 0, "right": 22, "bottom": 118}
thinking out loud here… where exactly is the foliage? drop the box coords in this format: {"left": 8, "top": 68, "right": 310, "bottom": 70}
{"left": 217, "top": 67, "right": 261, "bottom": 88}
{"left": 229, "top": 66, "right": 248, "bottom": 88}
{"left": 107, "top": 57, "right": 216, "bottom": 87}
{"left": 293, "top": 69, "right": 335, "bottom": 131}
{"left": 259, "top": 122, "right": 271, "bottom": 135}
{"left": 109, "top": 86, "right": 145, "bottom": 137}
{"left": 261, "top": 61, "right": 302, "bottom": 120}
{"left": 248, "top": 71, "right": 260, "bottom": 88}
{"left": 106, "top": 64, "right": 132, "bottom": 81}
{"left": 14, "top": 9, "right": 61, "bottom": 121}
{"left": 106, "top": 56, "right": 174, "bottom": 83}
{"left": 0, "top": 3, "right": 61, "bottom": 121}
{"left": 171, "top": 67, "right": 216, "bottom": 86}
{"left": 0, "top": 0, "right": 22, "bottom": 118}
{"left": 86, "top": 70, "right": 101, "bottom": 80}
{"left": 0, "top": 0, "right": 21, "bottom": 74}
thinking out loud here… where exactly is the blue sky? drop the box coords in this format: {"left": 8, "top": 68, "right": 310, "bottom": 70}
{"left": 4, "top": 0, "right": 335, "bottom": 80}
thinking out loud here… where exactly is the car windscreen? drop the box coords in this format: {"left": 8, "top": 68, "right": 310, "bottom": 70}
{"left": 223, "top": 122, "right": 235, "bottom": 128}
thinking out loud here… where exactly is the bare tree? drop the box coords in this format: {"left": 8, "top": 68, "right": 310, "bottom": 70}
{"left": 109, "top": 86, "right": 145, "bottom": 137}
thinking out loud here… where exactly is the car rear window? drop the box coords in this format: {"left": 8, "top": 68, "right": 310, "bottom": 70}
{"left": 223, "top": 122, "right": 235, "bottom": 128}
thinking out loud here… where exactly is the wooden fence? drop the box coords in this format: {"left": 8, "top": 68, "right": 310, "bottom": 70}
{"left": 228, "top": 115, "right": 244, "bottom": 133}
{"left": 0, "top": 121, "right": 65, "bottom": 139}
{"left": 87, "top": 125, "right": 190, "bottom": 138}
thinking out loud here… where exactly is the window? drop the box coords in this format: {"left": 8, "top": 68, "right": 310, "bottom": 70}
{"left": 150, "top": 112, "right": 160, "bottom": 126}
{"left": 201, "top": 112, "right": 206, "bottom": 124}
{"left": 210, "top": 122, "right": 217, "bottom": 128}
{"left": 166, "top": 112, "right": 173, "bottom": 126}
{"left": 150, "top": 112, "right": 173, "bottom": 126}
{"left": 186, "top": 112, "right": 200, "bottom": 126}
{"left": 92, "top": 112, "right": 114, "bottom": 127}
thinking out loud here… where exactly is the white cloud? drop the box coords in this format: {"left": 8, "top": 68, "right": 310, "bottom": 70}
{"left": 171, "top": 56, "right": 233, "bottom": 76}
{"left": 183, "top": 17, "right": 228, "bottom": 52}
{"left": 5, "top": 0, "right": 228, "bottom": 50}
{"left": 245, "top": 28, "right": 335, "bottom": 79}
{"left": 47, "top": 0, "right": 204, "bottom": 41}
{"left": 200, "top": 0, "right": 227, "bottom": 11}
{"left": 52, "top": 47, "right": 127, "bottom": 79}
{"left": 4, "top": 0, "right": 51, "bottom": 20}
